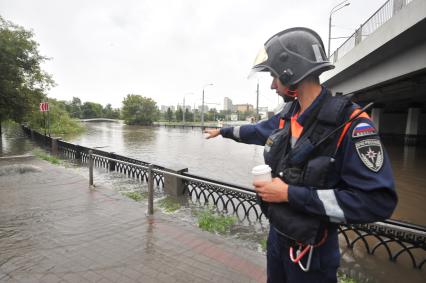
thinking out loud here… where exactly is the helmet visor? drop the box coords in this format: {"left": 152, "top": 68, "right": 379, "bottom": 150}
{"left": 248, "top": 46, "right": 278, "bottom": 78}
{"left": 253, "top": 46, "right": 268, "bottom": 67}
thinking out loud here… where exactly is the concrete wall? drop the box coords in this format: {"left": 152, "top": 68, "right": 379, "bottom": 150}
{"left": 419, "top": 113, "right": 426, "bottom": 135}
{"left": 380, "top": 113, "right": 407, "bottom": 135}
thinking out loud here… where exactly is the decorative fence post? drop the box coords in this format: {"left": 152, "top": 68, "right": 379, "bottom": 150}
{"left": 75, "top": 145, "right": 81, "bottom": 161}
{"left": 148, "top": 164, "right": 154, "bottom": 215}
{"left": 109, "top": 152, "right": 116, "bottom": 172}
{"left": 89, "top": 150, "right": 94, "bottom": 187}
{"left": 164, "top": 166, "right": 188, "bottom": 197}
{"left": 51, "top": 138, "right": 61, "bottom": 155}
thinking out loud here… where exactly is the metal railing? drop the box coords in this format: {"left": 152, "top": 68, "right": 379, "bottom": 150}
{"left": 22, "top": 125, "right": 426, "bottom": 269}
{"left": 330, "top": 0, "right": 413, "bottom": 62}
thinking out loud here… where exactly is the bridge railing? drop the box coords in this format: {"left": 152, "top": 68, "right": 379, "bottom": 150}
{"left": 330, "top": 0, "right": 414, "bottom": 63}
{"left": 22, "top": 125, "right": 426, "bottom": 269}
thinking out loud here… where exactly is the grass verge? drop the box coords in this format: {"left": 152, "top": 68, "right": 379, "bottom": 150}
{"left": 197, "top": 208, "right": 236, "bottom": 234}
{"left": 32, "top": 148, "right": 61, "bottom": 165}
{"left": 259, "top": 238, "right": 267, "bottom": 252}
{"left": 122, "top": 191, "right": 146, "bottom": 201}
{"left": 338, "top": 272, "right": 358, "bottom": 283}
{"left": 157, "top": 196, "right": 181, "bottom": 213}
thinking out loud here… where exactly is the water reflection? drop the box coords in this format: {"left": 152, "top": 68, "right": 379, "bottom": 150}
{"left": 0, "top": 124, "right": 35, "bottom": 157}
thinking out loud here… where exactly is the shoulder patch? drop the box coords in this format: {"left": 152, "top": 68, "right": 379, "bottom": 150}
{"left": 355, "top": 139, "right": 384, "bottom": 172}
{"left": 352, "top": 122, "right": 377, "bottom": 138}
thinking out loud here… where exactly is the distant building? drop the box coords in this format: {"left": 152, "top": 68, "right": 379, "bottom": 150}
{"left": 198, "top": 105, "right": 209, "bottom": 112}
{"left": 177, "top": 104, "right": 191, "bottom": 111}
{"left": 258, "top": 106, "right": 268, "bottom": 113}
{"left": 224, "top": 97, "right": 233, "bottom": 111}
{"left": 160, "top": 105, "right": 175, "bottom": 112}
{"left": 233, "top": 104, "right": 254, "bottom": 113}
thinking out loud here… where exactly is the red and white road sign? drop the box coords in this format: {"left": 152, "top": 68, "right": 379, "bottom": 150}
{"left": 39, "top": 102, "right": 49, "bottom": 112}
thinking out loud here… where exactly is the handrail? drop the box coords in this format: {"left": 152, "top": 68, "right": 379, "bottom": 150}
{"left": 21, "top": 125, "right": 426, "bottom": 269}
{"left": 90, "top": 153, "right": 256, "bottom": 196}
{"left": 329, "top": 0, "right": 413, "bottom": 62}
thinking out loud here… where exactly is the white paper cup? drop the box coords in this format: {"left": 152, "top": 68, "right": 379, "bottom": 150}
{"left": 252, "top": 164, "right": 272, "bottom": 183}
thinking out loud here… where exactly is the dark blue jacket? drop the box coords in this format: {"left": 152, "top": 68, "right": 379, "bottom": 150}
{"left": 220, "top": 89, "right": 397, "bottom": 225}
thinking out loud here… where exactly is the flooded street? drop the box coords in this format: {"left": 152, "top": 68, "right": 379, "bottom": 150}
{"left": 1, "top": 121, "right": 425, "bottom": 226}
{"left": 1, "top": 122, "right": 425, "bottom": 282}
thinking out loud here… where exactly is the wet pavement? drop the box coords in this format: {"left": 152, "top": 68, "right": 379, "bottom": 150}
{"left": 0, "top": 156, "right": 266, "bottom": 283}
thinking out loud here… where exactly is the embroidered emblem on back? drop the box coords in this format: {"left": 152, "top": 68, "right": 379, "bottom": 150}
{"left": 355, "top": 139, "right": 384, "bottom": 172}
{"left": 352, "top": 123, "right": 376, "bottom": 138}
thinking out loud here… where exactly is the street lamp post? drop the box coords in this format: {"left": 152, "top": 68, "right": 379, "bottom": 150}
{"left": 328, "top": 0, "right": 351, "bottom": 58}
{"left": 201, "top": 83, "right": 213, "bottom": 129}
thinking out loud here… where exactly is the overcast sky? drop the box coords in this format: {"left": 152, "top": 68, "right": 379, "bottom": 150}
{"left": 1, "top": 0, "right": 386, "bottom": 110}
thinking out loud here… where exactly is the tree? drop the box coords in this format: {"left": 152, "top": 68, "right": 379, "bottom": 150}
{"left": 121, "top": 94, "right": 158, "bottom": 125}
{"left": 81, "top": 102, "right": 103, "bottom": 119}
{"left": 102, "top": 103, "right": 120, "bottom": 119}
{"left": 27, "top": 98, "right": 84, "bottom": 136}
{"left": 0, "top": 16, "right": 54, "bottom": 134}
{"left": 166, "top": 107, "right": 173, "bottom": 122}
{"left": 175, "top": 108, "right": 183, "bottom": 122}
{"left": 69, "top": 97, "right": 82, "bottom": 118}
{"left": 184, "top": 108, "right": 193, "bottom": 122}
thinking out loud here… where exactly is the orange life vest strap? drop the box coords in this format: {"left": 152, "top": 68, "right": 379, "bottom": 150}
{"left": 279, "top": 119, "right": 285, "bottom": 129}
{"left": 337, "top": 109, "right": 370, "bottom": 147}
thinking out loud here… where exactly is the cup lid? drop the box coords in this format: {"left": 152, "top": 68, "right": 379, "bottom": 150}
{"left": 251, "top": 164, "right": 272, "bottom": 175}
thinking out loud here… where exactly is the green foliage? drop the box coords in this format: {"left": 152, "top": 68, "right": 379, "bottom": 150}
{"left": 102, "top": 104, "right": 120, "bottom": 119}
{"left": 157, "top": 196, "right": 181, "bottom": 213}
{"left": 259, "top": 238, "right": 267, "bottom": 252}
{"left": 27, "top": 98, "right": 85, "bottom": 136}
{"left": 175, "top": 108, "right": 183, "bottom": 122}
{"left": 0, "top": 16, "right": 54, "bottom": 126}
{"left": 81, "top": 101, "right": 103, "bottom": 119}
{"left": 122, "top": 191, "right": 146, "bottom": 201}
{"left": 197, "top": 208, "right": 236, "bottom": 234}
{"left": 166, "top": 107, "right": 173, "bottom": 122}
{"left": 32, "top": 148, "right": 61, "bottom": 165}
{"left": 121, "top": 94, "right": 159, "bottom": 125}
{"left": 338, "top": 272, "right": 358, "bottom": 283}
{"left": 68, "top": 97, "right": 82, "bottom": 118}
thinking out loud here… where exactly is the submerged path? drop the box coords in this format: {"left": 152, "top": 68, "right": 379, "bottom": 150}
{"left": 0, "top": 156, "right": 266, "bottom": 283}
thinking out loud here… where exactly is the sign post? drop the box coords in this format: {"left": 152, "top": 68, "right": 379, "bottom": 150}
{"left": 39, "top": 102, "right": 50, "bottom": 136}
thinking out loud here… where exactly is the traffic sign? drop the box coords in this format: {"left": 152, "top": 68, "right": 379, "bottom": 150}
{"left": 39, "top": 102, "right": 49, "bottom": 112}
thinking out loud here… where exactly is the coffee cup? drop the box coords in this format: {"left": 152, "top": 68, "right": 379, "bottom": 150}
{"left": 252, "top": 164, "right": 272, "bottom": 183}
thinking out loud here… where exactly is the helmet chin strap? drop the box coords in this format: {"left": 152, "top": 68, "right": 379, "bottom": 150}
{"left": 284, "top": 85, "right": 299, "bottom": 98}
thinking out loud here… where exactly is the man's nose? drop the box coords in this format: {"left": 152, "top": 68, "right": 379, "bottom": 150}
{"left": 271, "top": 78, "right": 277, "bottom": 90}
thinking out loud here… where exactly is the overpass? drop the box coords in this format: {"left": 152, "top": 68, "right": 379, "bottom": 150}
{"left": 321, "top": 0, "right": 426, "bottom": 145}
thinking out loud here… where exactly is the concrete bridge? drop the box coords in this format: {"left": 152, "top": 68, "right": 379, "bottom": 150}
{"left": 321, "top": 0, "right": 426, "bottom": 145}
{"left": 80, "top": 118, "right": 121, "bottom": 123}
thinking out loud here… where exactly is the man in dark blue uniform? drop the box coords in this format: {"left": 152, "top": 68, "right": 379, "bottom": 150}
{"left": 205, "top": 27, "right": 397, "bottom": 282}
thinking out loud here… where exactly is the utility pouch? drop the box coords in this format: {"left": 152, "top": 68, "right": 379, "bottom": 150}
{"left": 264, "top": 127, "right": 290, "bottom": 173}
{"left": 302, "top": 156, "right": 335, "bottom": 188}
{"left": 287, "top": 138, "right": 315, "bottom": 166}
{"left": 267, "top": 203, "right": 321, "bottom": 245}
{"left": 282, "top": 167, "right": 303, "bottom": 185}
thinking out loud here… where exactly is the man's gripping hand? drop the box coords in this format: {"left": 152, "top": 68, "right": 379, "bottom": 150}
{"left": 253, "top": 177, "right": 289, "bottom": 202}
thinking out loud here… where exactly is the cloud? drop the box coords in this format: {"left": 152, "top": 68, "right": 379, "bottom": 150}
{"left": 0, "top": 0, "right": 386, "bottom": 109}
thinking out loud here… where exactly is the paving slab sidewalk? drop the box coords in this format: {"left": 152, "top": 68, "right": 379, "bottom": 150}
{"left": 0, "top": 156, "right": 266, "bottom": 283}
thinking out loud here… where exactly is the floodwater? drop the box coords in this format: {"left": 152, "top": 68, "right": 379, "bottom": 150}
{"left": 1, "top": 122, "right": 425, "bottom": 282}
{"left": 2, "top": 121, "right": 425, "bottom": 225}
{"left": 66, "top": 121, "right": 426, "bottom": 226}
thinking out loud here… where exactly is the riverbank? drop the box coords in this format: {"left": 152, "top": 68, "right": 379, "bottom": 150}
{"left": 0, "top": 155, "right": 266, "bottom": 282}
